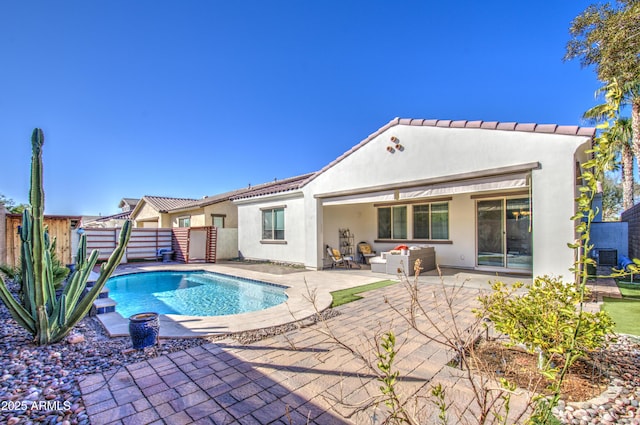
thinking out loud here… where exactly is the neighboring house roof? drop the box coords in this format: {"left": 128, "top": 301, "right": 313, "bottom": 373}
{"left": 230, "top": 173, "right": 316, "bottom": 201}
{"left": 141, "top": 196, "right": 199, "bottom": 213}
{"left": 166, "top": 173, "right": 316, "bottom": 211}
{"left": 301, "top": 117, "right": 596, "bottom": 188}
{"left": 83, "top": 212, "right": 131, "bottom": 228}
{"left": 131, "top": 178, "right": 320, "bottom": 217}
{"left": 169, "top": 187, "right": 262, "bottom": 213}
{"left": 95, "top": 211, "right": 131, "bottom": 222}
{"left": 118, "top": 198, "right": 140, "bottom": 211}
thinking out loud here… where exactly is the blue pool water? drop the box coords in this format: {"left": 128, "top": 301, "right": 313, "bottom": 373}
{"left": 106, "top": 271, "right": 288, "bottom": 318}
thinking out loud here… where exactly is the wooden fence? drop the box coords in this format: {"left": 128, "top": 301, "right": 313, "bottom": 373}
{"left": 4, "top": 214, "right": 80, "bottom": 267}
{"left": 84, "top": 228, "right": 172, "bottom": 261}
{"left": 4, "top": 222, "right": 217, "bottom": 266}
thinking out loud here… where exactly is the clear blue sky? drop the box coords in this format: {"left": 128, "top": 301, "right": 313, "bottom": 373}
{"left": 1, "top": 0, "right": 601, "bottom": 216}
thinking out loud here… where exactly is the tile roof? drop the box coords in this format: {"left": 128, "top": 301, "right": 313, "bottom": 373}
{"left": 388, "top": 118, "right": 595, "bottom": 136}
{"left": 142, "top": 196, "right": 199, "bottom": 213}
{"left": 95, "top": 211, "right": 131, "bottom": 221}
{"left": 301, "top": 117, "right": 596, "bottom": 188}
{"left": 169, "top": 176, "right": 312, "bottom": 211}
{"left": 230, "top": 173, "right": 316, "bottom": 200}
{"left": 118, "top": 198, "right": 140, "bottom": 209}
{"left": 167, "top": 188, "right": 253, "bottom": 213}
{"left": 136, "top": 175, "right": 315, "bottom": 213}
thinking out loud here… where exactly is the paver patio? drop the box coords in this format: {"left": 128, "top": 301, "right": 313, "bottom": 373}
{"left": 79, "top": 266, "right": 610, "bottom": 424}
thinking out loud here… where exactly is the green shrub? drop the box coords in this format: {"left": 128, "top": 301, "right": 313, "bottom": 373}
{"left": 477, "top": 276, "right": 614, "bottom": 371}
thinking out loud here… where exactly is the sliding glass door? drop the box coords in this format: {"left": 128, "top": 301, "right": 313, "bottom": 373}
{"left": 505, "top": 198, "right": 532, "bottom": 269}
{"left": 477, "top": 198, "right": 532, "bottom": 270}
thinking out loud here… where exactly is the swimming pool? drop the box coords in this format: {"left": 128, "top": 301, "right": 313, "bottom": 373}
{"left": 105, "top": 271, "right": 288, "bottom": 318}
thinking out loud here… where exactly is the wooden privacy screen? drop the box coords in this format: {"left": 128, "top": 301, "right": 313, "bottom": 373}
{"left": 171, "top": 226, "right": 217, "bottom": 263}
{"left": 172, "top": 228, "right": 189, "bottom": 263}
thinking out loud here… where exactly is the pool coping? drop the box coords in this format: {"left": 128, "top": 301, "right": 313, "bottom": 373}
{"left": 96, "top": 263, "right": 385, "bottom": 338}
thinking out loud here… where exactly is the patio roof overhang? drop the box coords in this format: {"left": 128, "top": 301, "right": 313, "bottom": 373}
{"left": 316, "top": 162, "right": 539, "bottom": 206}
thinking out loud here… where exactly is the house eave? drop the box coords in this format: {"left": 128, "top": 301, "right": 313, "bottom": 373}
{"left": 233, "top": 190, "right": 304, "bottom": 205}
{"left": 314, "top": 162, "right": 540, "bottom": 200}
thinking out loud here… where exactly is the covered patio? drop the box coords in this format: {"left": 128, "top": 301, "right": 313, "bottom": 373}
{"left": 318, "top": 164, "right": 536, "bottom": 276}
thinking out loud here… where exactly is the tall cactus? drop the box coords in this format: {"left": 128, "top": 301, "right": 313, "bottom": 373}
{"left": 0, "top": 128, "right": 131, "bottom": 345}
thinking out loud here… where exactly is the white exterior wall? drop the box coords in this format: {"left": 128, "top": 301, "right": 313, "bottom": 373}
{"left": 235, "top": 123, "right": 591, "bottom": 278}
{"left": 236, "top": 192, "right": 307, "bottom": 265}
{"left": 306, "top": 125, "right": 591, "bottom": 278}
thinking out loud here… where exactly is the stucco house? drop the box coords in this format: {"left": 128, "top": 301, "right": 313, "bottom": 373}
{"left": 233, "top": 118, "right": 595, "bottom": 278}
{"left": 129, "top": 182, "right": 305, "bottom": 230}
{"left": 129, "top": 196, "right": 198, "bottom": 228}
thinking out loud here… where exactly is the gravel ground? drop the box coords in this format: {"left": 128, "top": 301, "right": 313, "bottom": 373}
{"left": 0, "top": 279, "right": 337, "bottom": 425}
{"left": 553, "top": 335, "right": 640, "bottom": 425}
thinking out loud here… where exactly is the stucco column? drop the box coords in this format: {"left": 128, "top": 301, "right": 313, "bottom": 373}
{"left": 304, "top": 196, "right": 323, "bottom": 270}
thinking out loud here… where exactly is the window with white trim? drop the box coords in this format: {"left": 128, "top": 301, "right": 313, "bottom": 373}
{"left": 262, "top": 208, "right": 285, "bottom": 240}
{"left": 177, "top": 216, "right": 191, "bottom": 227}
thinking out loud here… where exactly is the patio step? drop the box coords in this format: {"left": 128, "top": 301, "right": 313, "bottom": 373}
{"left": 98, "top": 287, "right": 109, "bottom": 299}
{"left": 93, "top": 298, "right": 116, "bottom": 315}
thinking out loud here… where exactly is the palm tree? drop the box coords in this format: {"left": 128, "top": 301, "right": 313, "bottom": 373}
{"left": 565, "top": 1, "right": 640, "bottom": 188}
{"left": 610, "top": 118, "right": 635, "bottom": 210}
{"left": 611, "top": 80, "right": 640, "bottom": 190}
{"left": 584, "top": 81, "right": 636, "bottom": 210}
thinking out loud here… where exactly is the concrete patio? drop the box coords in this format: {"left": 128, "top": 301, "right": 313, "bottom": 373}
{"left": 79, "top": 263, "right": 549, "bottom": 424}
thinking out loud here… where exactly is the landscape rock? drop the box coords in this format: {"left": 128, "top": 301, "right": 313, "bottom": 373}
{"left": 553, "top": 335, "right": 640, "bottom": 424}
{"left": 66, "top": 334, "right": 85, "bottom": 344}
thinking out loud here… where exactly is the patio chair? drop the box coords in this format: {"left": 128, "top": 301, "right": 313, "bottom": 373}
{"left": 357, "top": 241, "right": 376, "bottom": 264}
{"left": 326, "top": 246, "right": 359, "bottom": 269}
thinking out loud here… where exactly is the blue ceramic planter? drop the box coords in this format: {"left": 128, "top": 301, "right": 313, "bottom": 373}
{"left": 129, "top": 312, "right": 159, "bottom": 349}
